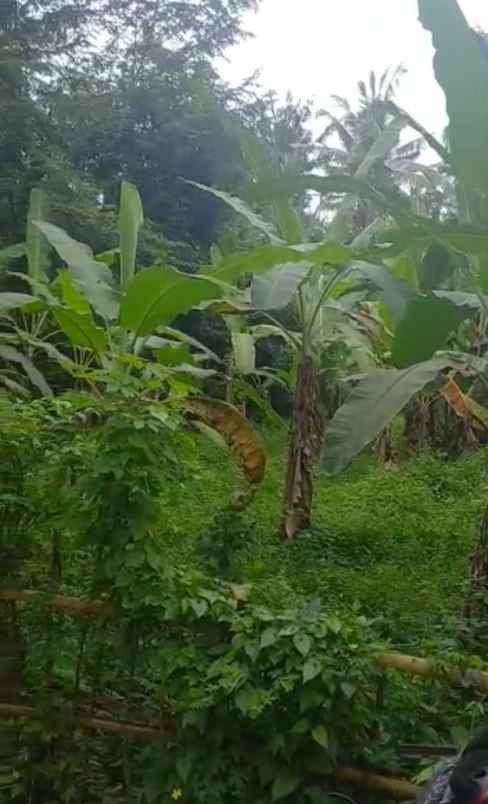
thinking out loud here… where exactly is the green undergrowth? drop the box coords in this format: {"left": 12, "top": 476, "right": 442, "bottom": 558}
{"left": 159, "top": 429, "right": 488, "bottom": 653}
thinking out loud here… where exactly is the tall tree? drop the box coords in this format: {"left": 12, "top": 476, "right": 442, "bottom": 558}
{"left": 0, "top": 0, "right": 97, "bottom": 241}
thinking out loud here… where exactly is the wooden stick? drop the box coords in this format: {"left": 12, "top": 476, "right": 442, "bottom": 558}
{"left": 399, "top": 743, "right": 457, "bottom": 758}
{"left": 0, "top": 703, "right": 160, "bottom": 740}
{"left": 0, "top": 590, "right": 114, "bottom": 618}
{"left": 334, "top": 766, "right": 418, "bottom": 800}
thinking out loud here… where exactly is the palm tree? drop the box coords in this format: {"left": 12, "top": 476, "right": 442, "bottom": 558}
{"left": 316, "top": 66, "right": 423, "bottom": 238}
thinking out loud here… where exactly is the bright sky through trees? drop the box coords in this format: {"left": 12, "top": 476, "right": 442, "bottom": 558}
{"left": 218, "top": 0, "right": 488, "bottom": 135}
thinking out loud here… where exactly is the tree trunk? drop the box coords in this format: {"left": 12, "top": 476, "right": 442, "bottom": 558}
{"left": 281, "top": 355, "right": 325, "bottom": 539}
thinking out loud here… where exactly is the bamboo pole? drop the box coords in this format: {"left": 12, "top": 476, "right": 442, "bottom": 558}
{"left": 4, "top": 590, "right": 488, "bottom": 692}
{"left": 376, "top": 651, "right": 488, "bottom": 692}
{"left": 334, "top": 766, "right": 418, "bottom": 800}
{"left": 0, "top": 703, "right": 160, "bottom": 740}
{"left": 0, "top": 704, "right": 419, "bottom": 800}
{"left": 0, "top": 590, "right": 114, "bottom": 618}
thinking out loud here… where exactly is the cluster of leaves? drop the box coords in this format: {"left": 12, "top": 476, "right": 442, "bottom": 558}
{"left": 148, "top": 600, "right": 383, "bottom": 804}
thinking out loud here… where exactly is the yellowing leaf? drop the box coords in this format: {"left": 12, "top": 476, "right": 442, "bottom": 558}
{"left": 440, "top": 378, "right": 488, "bottom": 430}
{"left": 182, "top": 397, "right": 266, "bottom": 484}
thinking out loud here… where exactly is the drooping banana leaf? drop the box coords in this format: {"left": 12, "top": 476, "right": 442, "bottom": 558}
{"left": 323, "top": 353, "right": 479, "bottom": 475}
{"left": 251, "top": 263, "right": 311, "bottom": 310}
{"left": 35, "top": 221, "right": 119, "bottom": 320}
{"left": 184, "top": 180, "right": 284, "bottom": 245}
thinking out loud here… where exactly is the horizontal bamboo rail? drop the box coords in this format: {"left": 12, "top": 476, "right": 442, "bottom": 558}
{"left": 334, "top": 766, "right": 418, "bottom": 800}
{"left": 0, "top": 703, "right": 160, "bottom": 740}
{"left": 3, "top": 589, "right": 486, "bottom": 800}
{"left": 376, "top": 651, "right": 488, "bottom": 692}
{"left": 0, "top": 589, "right": 114, "bottom": 618}
{"left": 3, "top": 591, "right": 488, "bottom": 692}
{"left": 0, "top": 704, "right": 418, "bottom": 800}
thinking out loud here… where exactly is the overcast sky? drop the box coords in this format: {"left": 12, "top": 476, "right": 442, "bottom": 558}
{"left": 218, "top": 0, "right": 488, "bottom": 137}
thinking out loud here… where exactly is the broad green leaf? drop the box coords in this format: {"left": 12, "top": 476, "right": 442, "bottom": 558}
{"left": 173, "top": 363, "right": 215, "bottom": 380}
{"left": 433, "top": 290, "right": 482, "bottom": 310}
{"left": 236, "top": 378, "right": 286, "bottom": 428}
{"left": 379, "top": 221, "right": 488, "bottom": 259}
{"left": 244, "top": 174, "right": 409, "bottom": 221}
{"left": 232, "top": 332, "right": 256, "bottom": 374}
{"left": 53, "top": 308, "right": 107, "bottom": 355}
{"left": 293, "top": 632, "right": 311, "bottom": 657}
{"left": 312, "top": 726, "right": 329, "bottom": 749}
{"left": 418, "top": 242, "right": 459, "bottom": 291}
{"left": 0, "top": 243, "right": 25, "bottom": 264}
{"left": 162, "top": 327, "right": 222, "bottom": 364}
{"left": 154, "top": 345, "right": 192, "bottom": 366}
{"left": 272, "top": 200, "right": 305, "bottom": 244}
{"left": 0, "top": 344, "right": 52, "bottom": 396}
{"left": 291, "top": 718, "right": 310, "bottom": 735}
{"left": 419, "top": 0, "right": 488, "bottom": 219}
{"left": 303, "top": 658, "right": 322, "bottom": 683}
{"left": 390, "top": 254, "right": 418, "bottom": 291}
{"left": 209, "top": 243, "right": 350, "bottom": 285}
{"left": 272, "top": 772, "right": 300, "bottom": 801}
{"left": 118, "top": 181, "right": 143, "bottom": 287}
{"left": 392, "top": 295, "right": 473, "bottom": 368}
{"left": 323, "top": 354, "right": 473, "bottom": 475}
{"left": 352, "top": 218, "right": 387, "bottom": 250}
{"left": 26, "top": 189, "right": 49, "bottom": 280}
{"left": 290, "top": 242, "right": 352, "bottom": 264}
{"left": 252, "top": 263, "right": 310, "bottom": 310}
{"left": 120, "top": 265, "right": 219, "bottom": 337}
{"left": 7, "top": 271, "right": 57, "bottom": 305}
{"left": 0, "top": 292, "right": 38, "bottom": 311}
{"left": 35, "top": 221, "right": 119, "bottom": 320}
{"left": 260, "top": 627, "right": 278, "bottom": 648}
{"left": 56, "top": 270, "right": 91, "bottom": 315}
{"left": 185, "top": 180, "right": 284, "bottom": 245}
{"left": 249, "top": 324, "right": 287, "bottom": 341}
{"left": 340, "top": 681, "right": 356, "bottom": 699}
{"left": 350, "top": 262, "right": 414, "bottom": 322}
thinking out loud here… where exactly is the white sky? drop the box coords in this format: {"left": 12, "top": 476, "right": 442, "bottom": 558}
{"left": 218, "top": 0, "right": 488, "bottom": 137}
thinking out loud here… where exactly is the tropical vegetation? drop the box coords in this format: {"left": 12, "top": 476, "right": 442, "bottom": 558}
{"left": 3, "top": 1, "right": 488, "bottom": 803}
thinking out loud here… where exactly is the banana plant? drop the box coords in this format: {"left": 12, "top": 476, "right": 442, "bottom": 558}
{"left": 0, "top": 183, "right": 270, "bottom": 496}
{"left": 190, "top": 172, "right": 400, "bottom": 538}
{"left": 190, "top": 61, "right": 488, "bottom": 534}
{"left": 319, "top": 0, "right": 488, "bottom": 474}
{"left": 0, "top": 188, "right": 62, "bottom": 396}
{"left": 0, "top": 182, "right": 225, "bottom": 397}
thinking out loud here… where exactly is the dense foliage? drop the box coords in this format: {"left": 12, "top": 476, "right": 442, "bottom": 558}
{"left": 5, "top": 0, "right": 488, "bottom": 803}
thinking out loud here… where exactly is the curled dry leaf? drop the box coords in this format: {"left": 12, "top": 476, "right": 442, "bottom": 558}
{"left": 182, "top": 397, "right": 266, "bottom": 484}
{"left": 440, "top": 378, "right": 488, "bottom": 430}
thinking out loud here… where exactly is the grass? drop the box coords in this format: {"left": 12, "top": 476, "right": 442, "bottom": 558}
{"left": 159, "top": 427, "right": 488, "bottom": 652}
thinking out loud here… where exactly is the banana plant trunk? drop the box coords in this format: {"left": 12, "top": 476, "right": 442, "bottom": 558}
{"left": 281, "top": 354, "right": 325, "bottom": 539}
